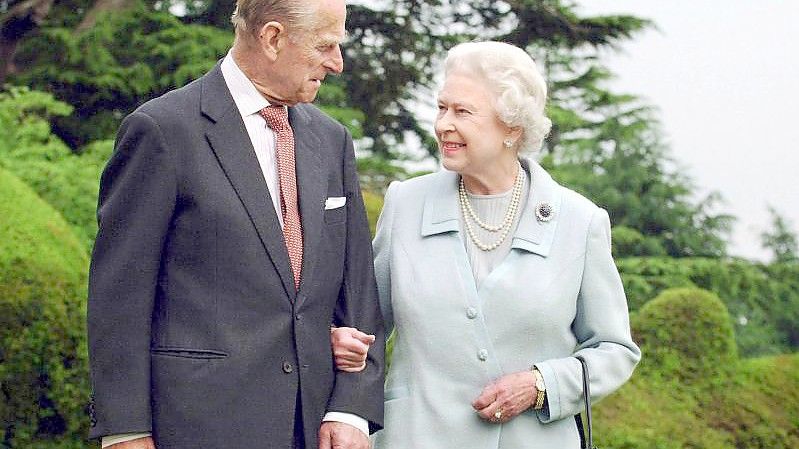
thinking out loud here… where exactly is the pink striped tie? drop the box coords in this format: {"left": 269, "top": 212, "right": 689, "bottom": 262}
{"left": 260, "top": 105, "right": 303, "bottom": 290}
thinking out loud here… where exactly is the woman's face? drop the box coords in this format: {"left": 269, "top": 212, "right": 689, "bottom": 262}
{"left": 435, "top": 72, "right": 514, "bottom": 177}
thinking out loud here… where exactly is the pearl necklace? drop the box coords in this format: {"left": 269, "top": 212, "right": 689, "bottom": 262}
{"left": 458, "top": 162, "right": 524, "bottom": 251}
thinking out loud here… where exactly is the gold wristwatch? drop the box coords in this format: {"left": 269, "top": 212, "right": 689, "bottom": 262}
{"left": 532, "top": 367, "right": 546, "bottom": 410}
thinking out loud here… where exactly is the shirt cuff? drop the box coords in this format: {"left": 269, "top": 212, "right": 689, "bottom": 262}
{"left": 323, "top": 412, "right": 369, "bottom": 436}
{"left": 102, "top": 433, "right": 152, "bottom": 448}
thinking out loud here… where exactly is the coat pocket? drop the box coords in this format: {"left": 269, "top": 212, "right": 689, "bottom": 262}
{"left": 150, "top": 346, "right": 229, "bottom": 359}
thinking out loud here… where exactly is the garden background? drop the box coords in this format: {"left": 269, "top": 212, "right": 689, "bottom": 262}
{"left": 1, "top": 1, "right": 797, "bottom": 448}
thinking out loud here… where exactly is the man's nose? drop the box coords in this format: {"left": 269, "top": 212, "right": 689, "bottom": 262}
{"left": 325, "top": 45, "right": 344, "bottom": 74}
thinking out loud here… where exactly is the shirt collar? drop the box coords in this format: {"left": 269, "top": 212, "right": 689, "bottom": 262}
{"left": 220, "top": 50, "right": 277, "bottom": 117}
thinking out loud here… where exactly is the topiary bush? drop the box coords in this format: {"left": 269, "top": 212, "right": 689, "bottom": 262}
{"left": 633, "top": 288, "right": 737, "bottom": 383}
{"left": 0, "top": 168, "right": 92, "bottom": 448}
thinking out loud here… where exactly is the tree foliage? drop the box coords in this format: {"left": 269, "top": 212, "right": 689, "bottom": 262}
{"left": 761, "top": 205, "right": 799, "bottom": 264}
{"left": 10, "top": 2, "right": 232, "bottom": 147}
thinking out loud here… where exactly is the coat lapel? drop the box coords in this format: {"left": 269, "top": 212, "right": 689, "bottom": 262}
{"left": 420, "top": 170, "right": 481, "bottom": 298}
{"left": 420, "top": 170, "right": 461, "bottom": 237}
{"left": 512, "top": 158, "right": 561, "bottom": 257}
{"left": 289, "top": 105, "right": 324, "bottom": 302}
{"left": 200, "top": 64, "right": 296, "bottom": 300}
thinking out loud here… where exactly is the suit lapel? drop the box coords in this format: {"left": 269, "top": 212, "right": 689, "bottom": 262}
{"left": 289, "top": 105, "right": 324, "bottom": 302}
{"left": 200, "top": 64, "right": 296, "bottom": 300}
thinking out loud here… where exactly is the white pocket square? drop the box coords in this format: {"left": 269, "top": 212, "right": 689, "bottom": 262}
{"left": 324, "top": 196, "right": 346, "bottom": 210}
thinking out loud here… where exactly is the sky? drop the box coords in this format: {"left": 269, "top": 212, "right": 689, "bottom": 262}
{"left": 574, "top": 1, "right": 799, "bottom": 261}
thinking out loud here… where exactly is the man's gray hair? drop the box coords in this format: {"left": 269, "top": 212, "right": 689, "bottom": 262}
{"left": 231, "top": 0, "right": 318, "bottom": 37}
{"left": 444, "top": 41, "right": 552, "bottom": 155}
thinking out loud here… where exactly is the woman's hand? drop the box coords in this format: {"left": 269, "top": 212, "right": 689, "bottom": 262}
{"left": 330, "top": 326, "right": 375, "bottom": 372}
{"left": 472, "top": 370, "right": 537, "bottom": 423}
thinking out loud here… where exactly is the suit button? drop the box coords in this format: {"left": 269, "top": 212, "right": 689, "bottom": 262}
{"left": 282, "top": 361, "right": 294, "bottom": 373}
{"left": 466, "top": 307, "right": 478, "bottom": 319}
{"left": 295, "top": 314, "right": 302, "bottom": 321}
{"left": 478, "top": 349, "right": 488, "bottom": 361}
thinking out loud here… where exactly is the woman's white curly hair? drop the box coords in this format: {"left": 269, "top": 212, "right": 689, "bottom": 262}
{"left": 444, "top": 41, "right": 552, "bottom": 155}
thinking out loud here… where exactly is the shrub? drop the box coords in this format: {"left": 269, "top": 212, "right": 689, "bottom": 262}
{"left": 0, "top": 168, "right": 91, "bottom": 448}
{"left": 632, "top": 288, "right": 737, "bottom": 383}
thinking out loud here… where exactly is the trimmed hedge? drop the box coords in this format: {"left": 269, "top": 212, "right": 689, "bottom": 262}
{"left": 632, "top": 288, "right": 737, "bottom": 383}
{"left": 0, "top": 168, "right": 91, "bottom": 448}
{"left": 618, "top": 257, "right": 799, "bottom": 356}
{"left": 595, "top": 287, "right": 799, "bottom": 448}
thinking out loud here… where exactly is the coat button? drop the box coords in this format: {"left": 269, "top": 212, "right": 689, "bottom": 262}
{"left": 282, "top": 361, "right": 294, "bottom": 373}
{"left": 478, "top": 349, "right": 488, "bottom": 361}
{"left": 466, "top": 307, "right": 478, "bottom": 319}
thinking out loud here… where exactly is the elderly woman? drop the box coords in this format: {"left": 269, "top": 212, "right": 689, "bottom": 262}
{"left": 333, "top": 41, "right": 640, "bottom": 448}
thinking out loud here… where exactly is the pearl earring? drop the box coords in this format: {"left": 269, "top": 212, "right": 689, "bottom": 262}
{"left": 503, "top": 139, "right": 513, "bottom": 148}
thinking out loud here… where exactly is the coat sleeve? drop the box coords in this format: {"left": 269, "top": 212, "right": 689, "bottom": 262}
{"left": 372, "top": 180, "right": 400, "bottom": 335}
{"left": 87, "top": 111, "right": 177, "bottom": 438}
{"left": 534, "top": 207, "right": 641, "bottom": 423}
{"left": 326, "top": 129, "right": 386, "bottom": 433}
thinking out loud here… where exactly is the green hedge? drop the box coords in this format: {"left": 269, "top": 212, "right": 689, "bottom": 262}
{"left": 632, "top": 288, "right": 737, "bottom": 383}
{"left": 618, "top": 257, "right": 799, "bottom": 356}
{"left": 595, "top": 287, "right": 799, "bottom": 448}
{"left": 0, "top": 87, "right": 112, "bottom": 250}
{"left": 0, "top": 168, "right": 92, "bottom": 448}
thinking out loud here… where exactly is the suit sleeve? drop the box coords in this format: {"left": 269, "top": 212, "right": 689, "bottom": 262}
{"left": 534, "top": 208, "right": 641, "bottom": 423}
{"left": 326, "top": 129, "right": 386, "bottom": 433}
{"left": 87, "top": 111, "right": 177, "bottom": 438}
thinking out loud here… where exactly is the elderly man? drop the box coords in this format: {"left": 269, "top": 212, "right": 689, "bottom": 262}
{"left": 86, "top": 1, "right": 384, "bottom": 448}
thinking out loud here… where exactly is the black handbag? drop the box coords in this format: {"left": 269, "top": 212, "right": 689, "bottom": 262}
{"left": 574, "top": 355, "right": 597, "bottom": 449}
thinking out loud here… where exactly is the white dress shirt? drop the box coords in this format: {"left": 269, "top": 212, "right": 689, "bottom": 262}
{"left": 101, "top": 52, "right": 368, "bottom": 448}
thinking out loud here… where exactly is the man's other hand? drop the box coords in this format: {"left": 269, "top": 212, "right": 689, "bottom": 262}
{"left": 318, "top": 421, "right": 369, "bottom": 449}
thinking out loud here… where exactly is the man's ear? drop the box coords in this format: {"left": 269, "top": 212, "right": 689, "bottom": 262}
{"left": 259, "top": 21, "right": 285, "bottom": 61}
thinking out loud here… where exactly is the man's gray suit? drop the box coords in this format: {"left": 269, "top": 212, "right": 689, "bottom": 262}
{"left": 87, "top": 62, "right": 384, "bottom": 448}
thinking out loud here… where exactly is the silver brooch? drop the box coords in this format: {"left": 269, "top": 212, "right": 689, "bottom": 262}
{"left": 535, "top": 202, "right": 554, "bottom": 222}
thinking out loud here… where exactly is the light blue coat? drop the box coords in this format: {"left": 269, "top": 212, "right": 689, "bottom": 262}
{"left": 371, "top": 159, "right": 641, "bottom": 449}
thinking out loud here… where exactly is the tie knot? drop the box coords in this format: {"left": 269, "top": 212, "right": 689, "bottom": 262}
{"left": 260, "top": 105, "right": 290, "bottom": 131}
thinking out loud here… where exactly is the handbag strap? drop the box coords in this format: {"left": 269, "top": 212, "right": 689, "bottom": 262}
{"left": 575, "top": 355, "right": 594, "bottom": 449}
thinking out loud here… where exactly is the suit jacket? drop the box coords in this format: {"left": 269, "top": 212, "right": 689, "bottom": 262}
{"left": 87, "top": 62, "right": 384, "bottom": 449}
{"left": 371, "top": 159, "right": 640, "bottom": 449}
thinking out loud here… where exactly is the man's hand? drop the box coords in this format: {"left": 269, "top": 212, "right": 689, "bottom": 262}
{"left": 318, "top": 421, "right": 369, "bottom": 449}
{"left": 330, "top": 326, "right": 374, "bottom": 372}
{"left": 472, "top": 371, "right": 537, "bottom": 423}
{"left": 107, "top": 436, "right": 156, "bottom": 449}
